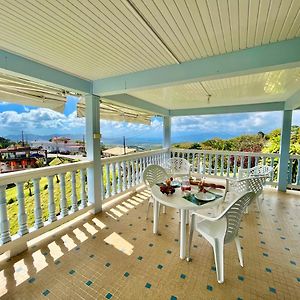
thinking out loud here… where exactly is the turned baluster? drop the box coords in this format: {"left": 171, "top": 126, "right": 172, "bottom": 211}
{"left": 59, "top": 173, "right": 68, "bottom": 217}
{"left": 71, "top": 171, "right": 78, "bottom": 212}
{"left": 0, "top": 185, "right": 11, "bottom": 244}
{"left": 47, "top": 175, "right": 57, "bottom": 222}
{"left": 32, "top": 178, "right": 43, "bottom": 229}
{"left": 16, "top": 182, "right": 29, "bottom": 235}
{"left": 80, "top": 169, "right": 87, "bottom": 208}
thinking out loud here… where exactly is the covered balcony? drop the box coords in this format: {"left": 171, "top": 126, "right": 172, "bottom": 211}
{"left": 0, "top": 1, "right": 300, "bottom": 299}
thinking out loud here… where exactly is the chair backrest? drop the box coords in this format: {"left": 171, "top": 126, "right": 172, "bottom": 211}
{"left": 143, "top": 165, "right": 168, "bottom": 188}
{"left": 223, "top": 191, "right": 255, "bottom": 243}
{"left": 226, "top": 176, "right": 266, "bottom": 196}
{"left": 166, "top": 157, "right": 191, "bottom": 176}
{"left": 239, "top": 165, "right": 273, "bottom": 180}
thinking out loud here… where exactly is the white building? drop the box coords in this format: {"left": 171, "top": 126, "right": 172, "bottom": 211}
{"left": 30, "top": 137, "right": 84, "bottom": 154}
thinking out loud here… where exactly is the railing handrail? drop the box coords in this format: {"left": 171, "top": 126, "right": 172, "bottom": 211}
{"left": 101, "top": 148, "right": 169, "bottom": 164}
{"left": 171, "top": 148, "right": 281, "bottom": 158}
{"left": 0, "top": 160, "right": 93, "bottom": 186}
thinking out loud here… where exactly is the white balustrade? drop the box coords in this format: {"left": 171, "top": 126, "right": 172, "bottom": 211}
{"left": 0, "top": 160, "right": 92, "bottom": 245}
{"left": 105, "top": 163, "right": 111, "bottom": 198}
{"left": 0, "top": 185, "right": 11, "bottom": 244}
{"left": 100, "top": 148, "right": 169, "bottom": 201}
{"left": 117, "top": 162, "right": 122, "bottom": 193}
{"left": 111, "top": 162, "right": 116, "bottom": 196}
{"left": 47, "top": 175, "right": 57, "bottom": 222}
{"left": 127, "top": 161, "right": 132, "bottom": 188}
{"left": 79, "top": 169, "right": 87, "bottom": 208}
{"left": 32, "top": 178, "right": 43, "bottom": 229}
{"left": 170, "top": 148, "right": 300, "bottom": 187}
{"left": 131, "top": 161, "right": 136, "bottom": 187}
{"left": 71, "top": 171, "right": 78, "bottom": 213}
{"left": 122, "top": 161, "right": 127, "bottom": 191}
{"left": 59, "top": 173, "right": 68, "bottom": 217}
{"left": 17, "top": 182, "right": 28, "bottom": 236}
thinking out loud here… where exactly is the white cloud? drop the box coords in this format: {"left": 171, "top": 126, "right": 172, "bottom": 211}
{"left": 0, "top": 108, "right": 85, "bottom": 135}
{"left": 172, "top": 112, "right": 283, "bottom": 135}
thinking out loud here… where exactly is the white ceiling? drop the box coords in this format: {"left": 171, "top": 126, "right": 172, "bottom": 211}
{"left": 128, "top": 67, "right": 300, "bottom": 109}
{"left": 0, "top": 0, "right": 299, "bottom": 81}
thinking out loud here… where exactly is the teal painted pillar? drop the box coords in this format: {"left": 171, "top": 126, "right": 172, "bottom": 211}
{"left": 163, "top": 116, "right": 171, "bottom": 149}
{"left": 85, "top": 94, "right": 102, "bottom": 213}
{"left": 278, "top": 110, "right": 292, "bottom": 192}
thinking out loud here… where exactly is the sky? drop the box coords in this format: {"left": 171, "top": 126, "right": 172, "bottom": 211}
{"left": 1, "top": 95, "right": 300, "bottom": 145}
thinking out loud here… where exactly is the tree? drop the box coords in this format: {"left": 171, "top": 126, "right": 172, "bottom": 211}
{"left": 0, "top": 137, "right": 12, "bottom": 148}
{"left": 25, "top": 180, "right": 33, "bottom": 197}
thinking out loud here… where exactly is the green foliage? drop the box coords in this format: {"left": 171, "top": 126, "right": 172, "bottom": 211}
{"left": 262, "top": 126, "right": 300, "bottom": 154}
{"left": 175, "top": 134, "right": 265, "bottom": 153}
{"left": 0, "top": 137, "right": 12, "bottom": 148}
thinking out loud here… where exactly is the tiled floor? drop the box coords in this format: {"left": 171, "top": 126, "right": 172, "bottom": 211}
{"left": 0, "top": 188, "right": 299, "bottom": 299}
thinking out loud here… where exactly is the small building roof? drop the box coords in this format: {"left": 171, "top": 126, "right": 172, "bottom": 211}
{"left": 103, "top": 147, "right": 136, "bottom": 156}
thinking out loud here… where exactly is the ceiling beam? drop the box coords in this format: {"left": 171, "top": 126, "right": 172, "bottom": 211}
{"left": 284, "top": 90, "right": 300, "bottom": 110}
{"left": 104, "top": 94, "right": 169, "bottom": 116}
{"left": 0, "top": 49, "right": 92, "bottom": 93}
{"left": 93, "top": 37, "right": 300, "bottom": 96}
{"left": 169, "top": 101, "right": 286, "bottom": 117}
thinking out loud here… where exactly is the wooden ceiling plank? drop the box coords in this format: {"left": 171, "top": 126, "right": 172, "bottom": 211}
{"left": 270, "top": 0, "right": 293, "bottom": 42}
{"left": 101, "top": 0, "right": 174, "bottom": 65}
{"left": 254, "top": 0, "right": 271, "bottom": 46}
{"left": 217, "top": 0, "right": 233, "bottom": 53}
{"left": 153, "top": 0, "right": 194, "bottom": 60}
{"left": 133, "top": 0, "right": 188, "bottom": 62}
{"left": 279, "top": 0, "right": 300, "bottom": 40}
{"left": 69, "top": 0, "right": 165, "bottom": 68}
{"left": 195, "top": 0, "right": 221, "bottom": 55}
{"left": 238, "top": 0, "right": 249, "bottom": 50}
{"left": 206, "top": 0, "right": 226, "bottom": 54}
{"left": 174, "top": 0, "right": 207, "bottom": 58}
{"left": 228, "top": 0, "right": 240, "bottom": 51}
{"left": 262, "top": 0, "right": 282, "bottom": 44}
{"left": 247, "top": 0, "right": 260, "bottom": 47}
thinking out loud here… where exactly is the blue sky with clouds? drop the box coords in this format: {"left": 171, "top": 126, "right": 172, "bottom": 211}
{"left": 1, "top": 96, "right": 300, "bottom": 144}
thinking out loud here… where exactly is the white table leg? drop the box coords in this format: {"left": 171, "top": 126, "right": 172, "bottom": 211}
{"left": 153, "top": 199, "right": 159, "bottom": 234}
{"left": 180, "top": 209, "right": 187, "bottom": 259}
{"left": 185, "top": 210, "right": 189, "bottom": 225}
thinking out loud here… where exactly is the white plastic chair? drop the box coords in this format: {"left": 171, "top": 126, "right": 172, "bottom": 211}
{"left": 238, "top": 165, "right": 273, "bottom": 180}
{"left": 237, "top": 165, "right": 273, "bottom": 210}
{"left": 143, "top": 164, "right": 168, "bottom": 219}
{"left": 187, "top": 191, "right": 255, "bottom": 283}
{"left": 225, "top": 176, "right": 266, "bottom": 212}
{"left": 165, "top": 157, "right": 191, "bottom": 177}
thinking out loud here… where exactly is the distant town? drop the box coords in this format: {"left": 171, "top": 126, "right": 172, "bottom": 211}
{"left": 0, "top": 135, "right": 147, "bottom": 174}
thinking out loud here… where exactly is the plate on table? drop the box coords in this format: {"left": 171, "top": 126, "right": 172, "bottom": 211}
{"left": 207, "top": 188, "right": 225, "bottom": 197}
{"left": 194, "top": 192, "right": 216, "bottom": 201}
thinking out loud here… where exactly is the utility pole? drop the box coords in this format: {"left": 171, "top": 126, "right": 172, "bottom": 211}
{"left": 123, "top": 136, "right": 126, "bottom": 155}
{"left": 21, "top": 131, "right": 24, "bottom": 146}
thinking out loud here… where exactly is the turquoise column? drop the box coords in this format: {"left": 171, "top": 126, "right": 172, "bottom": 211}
{"left": 278, "top": 110, "right": 292, "bottom": 192}
{"left": 85, "top": 94, "right": 103, "bottom": 213}
{"left": 163, "top": 116, "right": 171, "bottom": 149}
{"left": 163, "top": 116, "right": 171, "bottom": 163}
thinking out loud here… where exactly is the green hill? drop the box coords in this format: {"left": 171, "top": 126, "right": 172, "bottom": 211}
{"left": 173, "top": 126, "right": 300, "bottom": 155}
